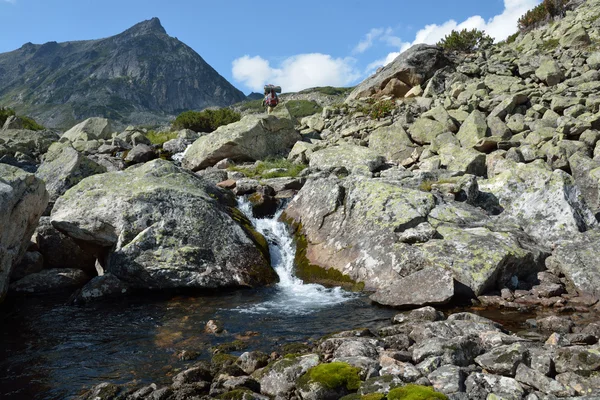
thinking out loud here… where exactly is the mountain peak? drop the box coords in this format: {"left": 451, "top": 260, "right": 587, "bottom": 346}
{"left": 124, "top": 17, "right": 167, "bottom": 36}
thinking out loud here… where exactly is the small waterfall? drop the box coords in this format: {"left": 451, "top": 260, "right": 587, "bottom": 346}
{"left": 236, "top": 197, "right": 355, "bottom": 315}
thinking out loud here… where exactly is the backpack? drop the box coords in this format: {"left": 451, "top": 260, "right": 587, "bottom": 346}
{"left": 266, "top": 93, "right": 279, "bottom": 107}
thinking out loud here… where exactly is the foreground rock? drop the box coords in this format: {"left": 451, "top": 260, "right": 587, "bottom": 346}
{"left": 0, "top": 164, "right": 48, "bottom": 303}
{"left": 182, "top": 115, "right": 301, "bottom": 171}
{"left": 9, "top": 268, "right": 90, "bottom": 294}
{"left": 284, "top": 176, "right": 546, "bottom": 305}
{"left": 51, "top": 159, "right": 277, "bottom": 291}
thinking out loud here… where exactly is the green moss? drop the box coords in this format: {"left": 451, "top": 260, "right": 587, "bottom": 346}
{"left": 212, "top": 340, "right": 248, "bottom": 354}
{"left": 145, "top": 130, "right": 178, "bottom": 145}
{"left": 228, "top": 207, "right": 271, "bottom": 263}
{"left": 299, "top": 362, "right": 361, "bottom": 391}
{"left": 293, "top": 229, "right": 364, "bottom": 291}
{"left": 387, "top": 385, "right": 448, "bottom": 400}
{"left": 281, "top": 342, "right": 312, "bottom": 355}
{"left": 362, "top": 394, "right": 386, "bottom": 400}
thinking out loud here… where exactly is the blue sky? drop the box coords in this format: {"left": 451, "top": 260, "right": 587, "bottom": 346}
{"left": 0, "top": 0, "right": 540, "bottom": 94}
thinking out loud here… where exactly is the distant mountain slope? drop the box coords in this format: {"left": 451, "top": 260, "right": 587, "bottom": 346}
{"left": 0, "top": 18, "right": 246, "bottom": 129}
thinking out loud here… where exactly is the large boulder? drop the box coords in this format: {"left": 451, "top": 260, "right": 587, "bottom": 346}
{"left": 61, "top": 118, "right": 113, "bottom": 142}
{"left": 0, "top": 164, "right": 48, "bottom": 302}
{"left": 0, "top": 129, "right": 59, "bottom": 159}
{"left": 546, "top": 230, "right": 600, "bottom": 298}
{"left": 346, "top": 44, "right": 451, "bottom": 101}
{"left": 479, "top": 159, "right": 598, "bottom": 248}
{"left": 283, "top": 176, "right": 544, "bottom": 304}
{"left": 182, "top": 115, "right": 301, "bottom": 171}
{"left": 36, "top": 143, "right": 106, "bottom": 204}
{"left": 368, "top": 122, "right": 416, "bottom": 163}
{"left": 9, "top": 268, "right": 90, "bottom": 294}
{"left": 51, "top": 159, "right": 277, "bottom": 290}
{"left": 308, "top": 145, "right": 386, "bottom": 173}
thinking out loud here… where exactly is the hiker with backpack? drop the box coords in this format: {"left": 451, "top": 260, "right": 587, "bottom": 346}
{"left": 262, "top": 84, "right": 281, "bottom": 114}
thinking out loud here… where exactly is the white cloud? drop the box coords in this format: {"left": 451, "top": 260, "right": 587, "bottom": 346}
{"left": 232, "top": 53, "right": 361, "bottom": 93}
{"left": 353, "top": 28, "right": 384, "bottom": 54}
{"left": 369, "top": 0, "right": 541, "bottom": 71}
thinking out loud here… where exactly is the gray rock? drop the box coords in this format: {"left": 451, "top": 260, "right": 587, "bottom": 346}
{"left": 556, "top": 371, "right": 600, "bottom": 396}
{"left": 369, "top": 122, "right": 416, "bottom": 163}
{"left": 257, "top": 354, "right": 319, "bottom": 397}
{"left": 465, "top": 373, "right": 524, "bottom": 400}
{"left": 162, "top": 138, "right": 189, "bottom": 154}
{"left": 10, "top": 251, "right": 44, "bottom": 281}
{"left": 555, "top": 345, "right": 600, "bottom": 374}
{"left": 546, "top": 230, "right": 600, "bottom": 298}
{"left": 309, "top": 145, "right": 385, "bottom": 173}
{"left": 9, "top": 268, "right": 90, "bottom": 294}
{"left": 36, "top": 143, "right": 106, "bottom": 203}
{"left": 236, "top": 352, "right": 270, "bottom": 375}
{"left": 51, "top": 159, "right": 277, "bottom": 290}
{"left": 409, "top": 117, "right": 447, "bottom": 145}
{"left": 515, "top": 364, "right": 574, "bottom": 397}
{"left": 182, "top": 115, "right": 301, "bottom": 171}
{"left": 69, "top": 274, "right": 128, "bottom": 304}
{"left": 347, "top": 44, "right": 451, "bottom": 101}
{"left": 125, "top": 144, "right": 156, "bottom": 164}
{"left": 457, "top": 110, "right": 489, "bottom": 148}
{"left": 429, "top": 365, "right": 466, "bottom": 394}
{"left": 0, "top": 129, "right": 60, "bottom": 159}
{"left": 474, "top": 343, "right": 528, "bottom": 377}
{"left": 535, "top": 59, "right": 564, "bottom": 86}
{"left": 358, "top": 375, "right": 404, "bottom": 395}
{"left": 62, "top": 118, "right": 113, "bottom": 142}
{"left": 370, "top": 267, "right": 454, "bottom": 307}
{"left": 0, "top": 164, "right": 48, "bottom": 302}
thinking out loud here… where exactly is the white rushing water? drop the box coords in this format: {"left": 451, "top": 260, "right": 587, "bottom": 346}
{"left": 235, "top": 198, "right": 355, "bottom": 316}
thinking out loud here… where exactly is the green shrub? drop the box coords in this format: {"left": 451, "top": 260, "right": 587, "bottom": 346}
{"left": 369, "top": 99, "right": 396, "bottom": 119}
{"left": 0, "top": 107, "right": 45, "bottom": 131}
{"left": 387, "top": 384, "right": 448, "bottom": 400}
{"left": 436, "top": 29, "right": 493, "bottom": 53}
{"left": 172, "top": 108, "right": 241, "bottom": 133}
{"left": 0, "top": 107, "right": 16, "bottom": 127}
{"left": 300, "top": 86, "right": 355, "bottom": 96}
{"left": 517, "top": 0, "right": 568, "bottom": 31}
{"left": 285, "top": 100, "right": 323, "bottom": 119}
{"left": 299, "top": 362, "right": 361, "bottom": 391}
{"left": 506, "top": 32, "right": 519, "bottom": 44}
{"left": 541, "top": 38, "right": 560, "bottom": 51}
{"left": 228, "top": 157, "right": 306, "bottom": 179}
{"left": 145, "top": 130, "right": 179, "bottom": 145}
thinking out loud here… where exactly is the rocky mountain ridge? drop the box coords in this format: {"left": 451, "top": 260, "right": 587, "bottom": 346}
{"left": 0, "top": 18, "right": 246, "bottom": 129}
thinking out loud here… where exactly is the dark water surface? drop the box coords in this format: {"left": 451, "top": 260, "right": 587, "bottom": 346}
{"left": 0, "top": 289, "right": 398, "bottom": 400}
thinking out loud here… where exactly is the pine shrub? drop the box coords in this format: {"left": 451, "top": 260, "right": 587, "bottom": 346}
{"left": 172, "top": 108, "right": 241, "bottom": 133}
{"left": 436, "top": 29, "right": 493, "bottom": 53}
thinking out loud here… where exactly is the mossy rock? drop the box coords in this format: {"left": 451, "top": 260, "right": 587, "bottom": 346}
{"left": 218, "top": 389, "right": 257, "bottom": 400}
{"left": 294, "top": 229, "right": 365, "bottom": 291}
{"left": 298, "top": 362, "right": 361, "bottom": 391}
{"left": 280, "top": 342, "right": 312, "bottom": 355}
{"left": 387, "top": 384, "right": 448, "bottom": 400}
{"left": 212, "top": 340, "right": 249, "bottom": 354}
{"left": 211, "top": 353, "right": 239, "bottom": 375}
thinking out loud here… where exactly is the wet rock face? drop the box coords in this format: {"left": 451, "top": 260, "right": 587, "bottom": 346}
{"left": 51, "top": 159, "right": 277, "bottom": 291}
{"left": 0, "top": 164, "right": 48, "bottom": 303}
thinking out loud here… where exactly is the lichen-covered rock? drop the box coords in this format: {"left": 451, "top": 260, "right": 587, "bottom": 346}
{"left": 36, "top": 143, "right": 106, "bottom": 203}
{"left": 0, "top": 129, "right": 59, "bottom": 159}
{"left": 428, "top": 365, "right": 466, "bottom": 394}
{"left": 236, "top": 351, "right": 269, "bottom": 375}
{"left": 346, "top": 45, "right": 451, "bottom": 101}
{"left": 51, "top": 159, "right": 277, "bottom": 291}
{"left": 535, "top": 58, "right": 564, "bottom": 86}
{"left": 0, "top": 164, "right": 48, "bottom": 303}
{"left": 409, "top": 117, "right": 447, "bottom": 145}
{"left": 125, "top": 144, "right": 156, "bottom": 164}
{"left": 69, "top": 273, "right": 129, "bottom": 304}
{"left": 546, "top": 230, "right": 600, "bottom": 298}
{"left": 554, "top": 345, "right": 600, "bottom": 375}
{"left": 515, "top": 364, "right": 574, "bottom": 397}
{"left": 474, "top": 343, "right": 528, "bottom": 377}
{"left": 479, "top": 159, "right": 597, "bottom": 248}
{"left": 257, "top": 354, "right": 319, "bottom": 397}
{"left": 61, "top": 118, "right": 113, "bottom": 142}
{"left": 465, "top": 373, "right": 524, "bottom": 400}
{"left": 369, "top": 122, "right": 416, "bottom": 163}
{"left": 182, "top": 115, "right": 301, "bottom": 171}
{"left": 309, "top": 145, "right": 385, "bottom": 173}
{"left": 456, "top": 110, "right": 489, "bottom": 149}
